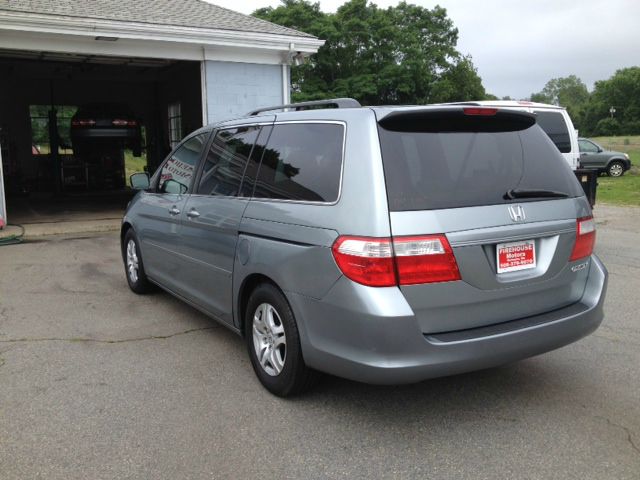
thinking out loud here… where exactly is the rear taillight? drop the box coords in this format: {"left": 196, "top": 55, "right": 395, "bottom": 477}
{"left": 570, "top": 216, "right": 596, "bottom": 261}
{"left": 463, "top": 107, "right": 498, "bottom": 116}
{"left": 112, "top": 119, "right": 137, "bottom": 126}
{"left": 331, "top": 237, "right": 395, "bottom": 287}
{"left": 332, "top": 234, "right": 460, "bottom": 287}
{"left": 72, "top": 119, "right": 96, "bottom": 126}
{"left": 394, "top": 235, "right": 461, "bottom": 285}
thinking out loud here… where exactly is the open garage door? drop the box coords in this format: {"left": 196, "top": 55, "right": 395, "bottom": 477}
{"left": 0, "top": 50, "right": 202, "bottom": 225}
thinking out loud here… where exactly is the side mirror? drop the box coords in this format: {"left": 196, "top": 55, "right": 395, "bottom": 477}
{"left": 130, "top": 172, "right": 150, "bottom": 190}
{"left": 162, "top": 179, "right": 188, "bottom": 195}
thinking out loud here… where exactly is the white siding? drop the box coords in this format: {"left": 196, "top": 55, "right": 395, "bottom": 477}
{"left": 204, "top": 60, "right": 284, "bottom": 124}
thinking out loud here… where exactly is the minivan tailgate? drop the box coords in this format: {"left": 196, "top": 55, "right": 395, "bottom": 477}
{"left": 390, "top": 199, "right": 590, "bottom": 334}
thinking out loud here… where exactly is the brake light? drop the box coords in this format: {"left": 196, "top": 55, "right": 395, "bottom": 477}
{"left": 569, "top": 216, "right": 596, "bottom": 261}
{"left": 331, "top": 234, "right": 460, "bottom": 287}
{"left": 113, "top": 119, "right": 137, "bottom": 126}
{"left": 394, "top": 235, "right": 461, "bottom": 285}
{"left": 332, "top": 237, "right": 395, "bottom": 287}
{"left": 72, "top": 119, "right": 96, "bottom": 126}
{"left": 463, "top": 107, "right": 498, "bottom": 116}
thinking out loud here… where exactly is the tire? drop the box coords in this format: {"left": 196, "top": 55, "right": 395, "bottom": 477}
{"left": 123, "top": 229, "right": 154, "bottom": 294}
{"left": 245, "top": 283, "right": 317, "bottom": 397}
{"left": 607, "top": 160, "right": 625, "bottom": 177}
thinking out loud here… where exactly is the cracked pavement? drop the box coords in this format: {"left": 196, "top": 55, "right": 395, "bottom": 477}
{"left": 1, "top": 205, "right": 639, "bottom": 479}
{"left": 0, "top": 326, "right": 216, "bottom": 345}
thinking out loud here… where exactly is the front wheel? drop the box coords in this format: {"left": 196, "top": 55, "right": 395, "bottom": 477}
{"left": 245, "top": 283, "right": 316, "bottom": 397}
{"left": 607, "top": 160, "right": 625, "bottom": 177}
{"left": 123, "top": 229, "right": 154, "bottom": 294}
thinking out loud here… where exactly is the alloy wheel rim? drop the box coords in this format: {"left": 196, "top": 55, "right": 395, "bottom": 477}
{"left": 252, "top": 303, "right": 287, "bottom": 376}
{"left": 126, "top": 239, "right": 139, "bottom": 283}
{"left": 610, "top": 164, "right": 623, "bottom": 176}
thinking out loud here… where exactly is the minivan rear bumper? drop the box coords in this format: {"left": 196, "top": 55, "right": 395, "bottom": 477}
{"left": 287, "top": 254, "right": 607, "bottom": 385}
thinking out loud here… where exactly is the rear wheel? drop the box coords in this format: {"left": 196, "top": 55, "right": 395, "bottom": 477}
{"left": 607, "top": 160, "right": 625, "bottom": 177}
{"left": 245, "top": 283, "right": 316, "bottom": 397}
{"left": 123, "top": 229, "right": 154, "bottom": 294}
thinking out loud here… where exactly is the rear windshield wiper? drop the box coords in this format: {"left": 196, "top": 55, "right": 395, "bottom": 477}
{"left": 504, "top": 189, "right": 569, "bottom": 200}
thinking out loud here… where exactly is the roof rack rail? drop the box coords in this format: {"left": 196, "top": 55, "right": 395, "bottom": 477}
{"left": 248, "top": 98, "right": 361, "bottom": 116}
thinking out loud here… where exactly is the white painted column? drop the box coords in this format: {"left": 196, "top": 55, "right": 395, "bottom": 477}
{"left": 281, "top": 63, "right": 290, "bottom": 104}
{"left": 0, "top": 143, "right": 6, "bottom": 225}
{"left": 200, "top": 56, "right": 209, "bottom": 126}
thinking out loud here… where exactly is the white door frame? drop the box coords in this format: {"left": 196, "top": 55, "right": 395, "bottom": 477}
{"left": 0, "top": 143, "right": 6, "bottom": 224}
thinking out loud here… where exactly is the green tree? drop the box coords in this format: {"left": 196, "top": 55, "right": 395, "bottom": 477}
{"left": 254, "top": 0, "right": 487, "bottom": 104}
{"left": 430, "top": 56, "right": 487, "bottom": 103}
{"left": 581, "top": 67, "right": 640, "bottom": 135}
{"left": 531, "top": 75, "right": 590, "bottom": 106}
{"left": 530, "top": 91, "right": 552, "bottom": 104}
{"left": 531, "top": 75, "right": 590, "bottom": 129}
{"left": 531, "top": 75, "right": 589, "bottom": 129}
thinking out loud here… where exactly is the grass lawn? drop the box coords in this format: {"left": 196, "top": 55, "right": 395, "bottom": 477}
{"left": 36, "top": 145, "right": 147, "bottom": 188}
{"left": 124, "top": 150, "right": 147, "bottom": 185}
{"left": 586, "top": 135, "right": 640, "bottom": 206}
{"left": 596, "top": 166, "right": 640, "bottom": 206}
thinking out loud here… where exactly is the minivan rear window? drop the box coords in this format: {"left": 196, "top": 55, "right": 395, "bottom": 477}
{"left": 535, "top": 111, "right": 571, "bottom": 153}
{"left": 378, "top": 123, "right": 583, "bottom": 211}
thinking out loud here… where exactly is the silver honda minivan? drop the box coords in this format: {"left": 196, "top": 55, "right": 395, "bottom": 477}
{"left": 122, "top": 99, "right": 608, "bottom": 396}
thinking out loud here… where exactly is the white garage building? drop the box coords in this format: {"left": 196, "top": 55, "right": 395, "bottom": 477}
{"left": 0, "top": 0, "right": 322, "bottom": 223}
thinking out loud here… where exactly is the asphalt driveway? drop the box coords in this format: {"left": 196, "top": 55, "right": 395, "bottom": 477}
{"left": 1, "top": 205, "right": 639, "bottom": 479}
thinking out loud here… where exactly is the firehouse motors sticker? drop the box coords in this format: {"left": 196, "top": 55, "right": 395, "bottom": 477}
{"left": 160, "top": 157, "right": 194, "bottom": 184}
{"left": 496, "top": 239, "right": 536, "bottom": 274}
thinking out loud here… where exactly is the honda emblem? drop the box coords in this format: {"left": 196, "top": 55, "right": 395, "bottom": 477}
{"left": 508, "top": 205, "right": 526, "bottom": 222}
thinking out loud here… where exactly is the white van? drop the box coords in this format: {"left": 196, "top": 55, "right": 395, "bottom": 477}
{"left": 446, "top": 101, "right": 580, "bottom": 170}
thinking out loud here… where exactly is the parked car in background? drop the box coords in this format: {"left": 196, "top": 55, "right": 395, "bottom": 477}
{"left": 578, "top": 137, "right": 632, "bottom": 177}
{"left": 70, "top": 103, "right": 142, "bottom": 156}
{"left": 122, "top": 99, "right": 607, "bottom": 397}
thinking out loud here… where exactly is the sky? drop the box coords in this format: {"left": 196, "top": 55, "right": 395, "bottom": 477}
{"left": 207, "top": 0, "right": 640, "bottom": 99}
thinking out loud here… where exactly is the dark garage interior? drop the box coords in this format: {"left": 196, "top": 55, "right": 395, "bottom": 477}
{"left": 0, "top": 50, "right": 202, "bottom": 224}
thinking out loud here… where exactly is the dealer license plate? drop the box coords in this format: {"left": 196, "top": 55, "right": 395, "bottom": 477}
{"left": 496, "top": 239, "right": 536, "bottom": 274}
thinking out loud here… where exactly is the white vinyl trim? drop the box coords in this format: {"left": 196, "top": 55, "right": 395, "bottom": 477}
{"left": 0, "top": 11, "right": 324, "bottom": 53}
{"left": 0, "top": 143, "right": 6, "bottom": 223}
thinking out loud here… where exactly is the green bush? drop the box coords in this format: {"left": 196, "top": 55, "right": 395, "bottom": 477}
{"left": 595, "top": 118, "right": 620, "bottom": 136}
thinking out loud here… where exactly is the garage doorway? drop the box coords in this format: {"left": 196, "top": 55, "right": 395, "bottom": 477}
{"left": 0, "top": 50, "right": 202, "bottom": 225}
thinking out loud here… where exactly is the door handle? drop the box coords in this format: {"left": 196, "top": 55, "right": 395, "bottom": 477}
{"left": 168, "top": 206, "right": 181, "bottom": 216}
{"left": 186, "top": 209, "right": 201, "bottom": 219}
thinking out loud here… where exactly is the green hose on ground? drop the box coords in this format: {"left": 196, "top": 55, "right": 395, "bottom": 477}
{"left": 0, "top": 224, "right": 25, "bottom": 246}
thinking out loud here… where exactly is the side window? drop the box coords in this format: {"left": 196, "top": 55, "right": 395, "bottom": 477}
{"left": 159, "top": 133, "right": 208, "bottom": 194}
{"left": 535, "top": 111, "right": 571, "bottom": 153}
{"left": 196, "top": 126, "right": 262, "bottom": 197}
{"left": 579, "top": 140, "right": 598, "bottom": 153}
{"left": 168, "top": 102, "right": 182, "bottom": 148}
{"left": 253, "top": 123, "right": 344, "bottom": 202}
